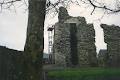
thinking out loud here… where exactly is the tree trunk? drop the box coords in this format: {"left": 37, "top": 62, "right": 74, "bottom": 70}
{"left": 23, "top": 0, "right": 46, "bottom": 80}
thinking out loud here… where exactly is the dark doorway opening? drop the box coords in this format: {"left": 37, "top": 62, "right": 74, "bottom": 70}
{"left": 70, "top": 23, "right": 78, "bottom": 65}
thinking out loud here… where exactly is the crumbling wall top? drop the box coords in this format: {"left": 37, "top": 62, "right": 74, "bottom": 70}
{"left": 101, "top": 24, "right": 120, "bottom": 39}
{"left": 58, "top": 7, "right": 70, "bottom": 23}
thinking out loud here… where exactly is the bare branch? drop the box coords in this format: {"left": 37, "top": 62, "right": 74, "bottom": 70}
{"left": 0, "top": 0, "right": 21, "bottom": 5}
{"left": 91, "top": 6, "right": 95, "bottom": 15}
{"left": 87, "top": 0, "right": 120, "bottom": 13}
{"left": 0, "top": 0, "right": 21, "bottom": 11}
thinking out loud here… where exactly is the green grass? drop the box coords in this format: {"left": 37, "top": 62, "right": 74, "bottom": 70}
{"left": 48, "top": 68, "right": 120, "bottom": 80}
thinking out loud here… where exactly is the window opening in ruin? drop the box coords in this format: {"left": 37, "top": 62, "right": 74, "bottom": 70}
{"left": 70, "top": 23, "right": 78, "bottom": 65}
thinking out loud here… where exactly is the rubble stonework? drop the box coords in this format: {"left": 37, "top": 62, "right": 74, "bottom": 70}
{"left": 58, "top": 7, "right": 70, "bottom": 23}
{"left": 98, "top": 49, "right": 108, "bottom": 67}
{"left": 77, "top": 21, "right": 97, "bottom": 67}
{"left": 54, "top": 23, "right": 71, "bottom": 67}
{"left": 53, "top": 7, "right": 97, "bottom": 67}
{"left": 101, "top": 24, "right": 120, "bottom": 67}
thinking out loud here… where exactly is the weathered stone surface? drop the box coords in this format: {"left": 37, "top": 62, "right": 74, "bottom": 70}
{"left": 98, "top": 49, "right": 108, "bottom": 67}
{"left": 58, "top": 7, "right": 70, "bottom": 23}
{"left": 77, "top": 23, "right": 97, "bottom": 67}
{"left": 53, "top": 7, "right": 97, "bottom": 67}
{"left": 101, "top": 24, "right": 120, "bottom": 67}
{"left": 54, "top": 23, "right": 71, "bottom": 67}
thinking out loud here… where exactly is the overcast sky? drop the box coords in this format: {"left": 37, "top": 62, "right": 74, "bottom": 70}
{"left": 0, "top": 1, "right": 120, "bottom": 53}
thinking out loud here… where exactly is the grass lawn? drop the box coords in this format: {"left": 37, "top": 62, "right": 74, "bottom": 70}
{"left": 47, "top": 68, "right": 120, "bottom": 80}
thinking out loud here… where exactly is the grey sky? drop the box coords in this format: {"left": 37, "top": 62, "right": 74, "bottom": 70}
{"left": 0, "top": 1, "right": 120, "bottom": 53}
{"left": 0, "top": 7, "right": 28, "bottom": 51}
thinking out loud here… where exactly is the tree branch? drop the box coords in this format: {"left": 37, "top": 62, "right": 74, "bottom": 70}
{"left": 88, "top": 0, "right": 120, "bottom": 14}
{"left": 0, "top": 0, "right": 21, "bottom": 5}
{"left": 0, "top": 0, "right": 21, "bottom": 12}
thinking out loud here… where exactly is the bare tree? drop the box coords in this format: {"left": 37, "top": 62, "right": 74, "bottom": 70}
{"left": 0, "top": 0, "right": 21, "bottom": 11}
{"left": 22, "top": 0, "right": 46, "bottom": 80}
{"left": 85, "top": 0, "right": 120, "bottom": 14}
{"left": 1, "top": 0, "right": 120, "bottom": 14}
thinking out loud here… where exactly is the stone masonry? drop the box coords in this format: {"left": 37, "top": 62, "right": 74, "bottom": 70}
{"left": 98, "top": 49, "right": 108, "bottom": 67}
{"left": 53, "top": 7, "right": 97, "bottom": 67}
{"left": 77, "top": 20, "right": 97, "bottom": 67}
{"left": 101, "top": 24, "right": 120, "bottom": 67}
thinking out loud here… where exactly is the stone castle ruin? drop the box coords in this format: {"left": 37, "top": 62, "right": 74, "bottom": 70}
{"left": 53, "top": 7, "right": 97, "bottom": 67}
{"left": 52, "top": 7, "right": 120, "bottom": 67}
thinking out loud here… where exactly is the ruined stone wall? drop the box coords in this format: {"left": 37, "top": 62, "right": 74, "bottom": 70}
{"left": 54, "top": 23, "right": 71, "bottom": 67}
{"left": 53, "top": 7, "right": 97, "bottom": 67}
{"left": 101, "top": 24, "right": 120, "bottom": 67}
{"left": 53, "top": 7, "right": 71, "bottom": 67}
{"left": 98, "top": 49, "right": 108, "bottom": 67}
{"left": 77, "top": 19, "right": 97, "bottom": 67}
